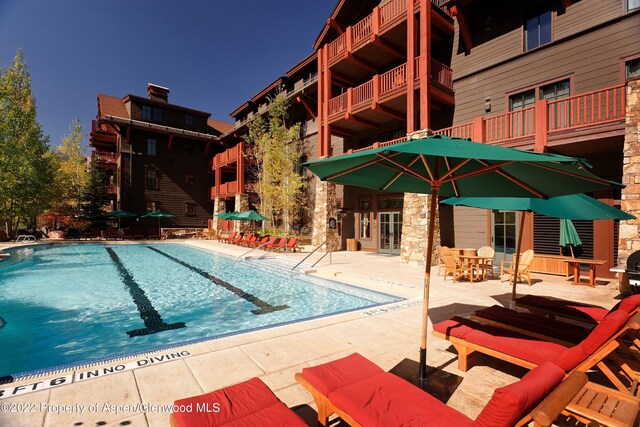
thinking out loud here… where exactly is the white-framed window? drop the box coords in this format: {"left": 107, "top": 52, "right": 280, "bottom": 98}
{"left": 147, "top": 138, "right": 157, "bottom": 156}
{"left": 524, "top": 10, "right": 551, "bottom": 51}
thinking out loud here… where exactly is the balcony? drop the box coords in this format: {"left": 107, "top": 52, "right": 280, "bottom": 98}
{"left": 211, "top": 143, "right": 243, "bottom": 170}
{"left": 92, "top": 151, "right": 118, "bottom": 164}
{"left": 346, "top": 83, "right": 626, "bottom": 153}
{"left": 210, "top": 180, "right": 239, "bottom": 200}
{"left": 327, "top": 0, "right": 452, "bottom": 66}
{"left": 327, "top": 57, "right": 452, "bottom": 122}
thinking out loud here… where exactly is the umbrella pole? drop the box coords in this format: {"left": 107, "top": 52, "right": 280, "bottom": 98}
{"left": 510, "top": 211, "right": 527, "bottom": 304}
{"left": 420, "top": 186, "right": 439, "bottom": 380}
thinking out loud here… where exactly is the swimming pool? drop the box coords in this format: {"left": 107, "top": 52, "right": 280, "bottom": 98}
{"left": 0, "top": 243, "right": 400, "bottom": 378}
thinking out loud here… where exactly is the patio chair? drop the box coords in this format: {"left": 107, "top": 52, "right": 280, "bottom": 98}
{"left": 470, "top": 295, "right": 640, "bottom": 346}
{"left": 442, "top": 250, "right": 471, "bottom": 282}
{"left": 477, "top": 245, "right": 495, "bottom": 279}
{"left": 241, "top": 234, "right": 257, "bottom": 247}
{"left": 169, "top": 377, "right": 306, "bottom": 427}
{"left": 514, "top": 294, "right": 640, "bottom": 324}
{"left": 230, "top": 233, "right": 244, "bottom": 245}
{"left": 296, "top": 352, "right": 573, "bottom": 427}
{"left": 238, "top": 233, "right": 255, "bottom": 246}
{"left": 432, "top": 311, "right": 640, "bottom": 392}
{"left": 274, "top": 237, "right": 299, "bottom": 252}
{"left": 501, "top": 249, "right": 535, "bottom": 286}
{"left": 249, "top": 235, "right": 271, "bottom": 248}
{"left": 218, "top": 231, "right": 236, "bottom": 243}
{"left": 436, "top": 244, "right": 446, "bottom": 275}
{"left": 267, "top": 237, "right": 287, "bottom": 251}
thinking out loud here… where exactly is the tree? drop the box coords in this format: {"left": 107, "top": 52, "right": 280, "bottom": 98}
{"left": 49, "top": 118, "right": 89, "bottom": 223}
{"left": 245, "top": 90, "right": 304, "bottom": 233}
{"left": 79, "top": 160, "right": 111, "bottom": 227}
{"left": 0, "top": 50, "right": 57, "bottom": 236}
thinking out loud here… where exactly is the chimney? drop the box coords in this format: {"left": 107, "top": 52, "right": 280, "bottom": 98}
{"left": 147, "top": 83, "right": 169, "bottom": 103}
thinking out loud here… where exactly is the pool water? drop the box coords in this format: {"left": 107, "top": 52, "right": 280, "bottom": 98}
{"left": 0, "top": 243, "right": 399, "bottom": 377}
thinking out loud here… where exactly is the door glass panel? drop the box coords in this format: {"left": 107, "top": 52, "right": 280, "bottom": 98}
{"left": 493, "top": 210, "right": 518, "bottom": 264}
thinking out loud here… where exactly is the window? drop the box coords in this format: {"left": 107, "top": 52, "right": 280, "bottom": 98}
{"left": 146, "top": 201, "right": 159, "bottom": 212}
{"left": 509, "top": 89, "right": 535, "bottom": 111}
{"left": 147, "top": 138, "right": 157, "bottom": 156}
{"left": 185, "top": 174, "right": 194, "bottom": 184}
{"left": 142, "top": 105, "right": 152, "bottom": 121}
{"left": 146, "top": 169, "right": 159, "bottom": 190}
{"left": 185, "top": 114, "right": 194, "bottom": 126}
{"left": 626, "top": 58, "right": 640, "bottom": 81}
{"left": 152, "top": 107, "right": 163, "bottom": 122}
{"left": 524, "top": 10, "right": 551, "bottom": 51}
{"left": 540, "top": 80, "right": 570, "bottom": 101}
{"left": 185, "top": 203, "right": 196, "bottom": 216}
{"left": 629, "top": 0, "right": 640, "bottom": 12}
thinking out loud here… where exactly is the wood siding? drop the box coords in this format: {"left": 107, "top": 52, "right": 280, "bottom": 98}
{"left": 127, "top": 99, "right": 210, "bottom": 133}
{"left": 452, "top": 206, "right": 488, "bottom": 249}
{"left": 120, "top": 129, "right": 213, "bottom": 228}
{"left": 452, "top": 14, "right": 640, "bottom": 126}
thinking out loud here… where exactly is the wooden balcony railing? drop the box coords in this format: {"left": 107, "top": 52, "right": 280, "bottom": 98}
{"left": 547, "top": 84, "right": 625, "bottom": 133}
{"left": 327, "top": 0, "right": 451, "bottom": 63}
{"left": 212, "top": 144, "right": 243, "bottom": 170}
{"left": 210, "top": 180, "right": 240, "bottom": 199}
{"left": 343, "top": 82, "right": 626, "bottom": 154}
{"left": 431, "top": 59, "right": 452, "bottom": 89}
{"left": 353, "top": 80, "right": 374, "bottom": 106}
{"left": 92, "top": 151, "right": 118, "bottom": 164}
{"left": 328, "top": 93, "right": 348, "bottom": 116}
{"left": 380, "top": 63, "right": 407, "bottom": 95}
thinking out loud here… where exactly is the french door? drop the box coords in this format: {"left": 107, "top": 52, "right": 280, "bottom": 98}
{"left": 379, "top": 212, "right": 402, "bottom": 255}
{"left": 492, "top": 210, "right": 518, "bottom": 264}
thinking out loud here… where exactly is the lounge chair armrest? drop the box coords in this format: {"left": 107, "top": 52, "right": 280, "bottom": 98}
{"left": 530, "top": 371, "right": 589, "bottom": 427}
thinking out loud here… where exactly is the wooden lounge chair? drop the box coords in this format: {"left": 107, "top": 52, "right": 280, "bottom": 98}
{"left": 470, "top": 295, "right": 640, "bottom": 346}
{"left": 477, "top": 245, "right": 495, "bottom": 279}
{"left": 237, "top": 233, "right": 254, "bottom": 246}
{"left": 241, "top": 234, "right": 257, "bottom": 247}
{"left": 442, "top": 249, "right": 471, "bottom": 282}
{"left": 266, "top": 237, "right": 287, "bottom": 251}
{"left": 296, "top": 352, "right": 590, "bottom": 427}
{"left": 531, "top": 370, "right": 640, "bottom": 427}
{"left": 248, "top": 235, "right": 271, "bottom": 248}
{"left": 219, "top": 231, "right": 236, "bottom": 243}
{"left": 274, "top": 237, "right": 299, "bottom": 252}
{"left": 432, "top": 311, "right": 640, "bottom": 392}
{"left": 515, "top": 294, "right": 630, "bottom": 325}
{"left": 501, "top": 249, "right": 535, "bottom": 286}
{"left": 230, "top": 233, "right": 243, "bottom": 245}
{"left": 170, "top": 377, "right": 305, "bottom": 427}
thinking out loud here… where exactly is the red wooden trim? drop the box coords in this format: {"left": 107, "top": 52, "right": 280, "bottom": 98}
{"left": 327, "top": 17, "right": 345, "bottom": 34}
{"left": 203, "top": 140, "right": 211, "bottom": 155}
{"left": 372, "top": 7, "right": 380, "bottom": 38}
{"left": 167, "top": 134, "right": 174, "bottom": 152}
{"left": 296, "top": 96, "right": 316, "bottom": 120}
{"left": 323, "top": 47, "right": 331, "bottom": 157}
{"left": 406, "top": 0, "right": 416, "bottom": 133}
{"left": 317, "top": 47, "right": 324, "bottom": 158}
{"left": 534, "top": 99, "right": 548, "bottom": 152}
{"left": 238, "top": 141, "right": 245, "bottom": 194}
{"left": 452, "top": 4, "right": 473, "bottom": 50}
{"left": 472, "top": 117, "right": 485, "bottom": 143}
{"left": 419, "top": 0, "right": 430, "bottom": 129}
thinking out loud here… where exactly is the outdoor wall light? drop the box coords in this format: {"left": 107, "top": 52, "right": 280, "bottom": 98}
{"left": 484, "top": 98, "right": 491, "bottom": 112}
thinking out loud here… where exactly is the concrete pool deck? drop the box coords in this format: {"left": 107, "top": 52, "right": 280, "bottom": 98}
{"left": 0, "top": 239, "right": 623, "bottom": 426}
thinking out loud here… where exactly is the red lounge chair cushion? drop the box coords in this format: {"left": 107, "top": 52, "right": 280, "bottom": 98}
{"left": 330, "top": 372, "right": 474, "bottom": 427}
{"left": 554, "top": 309, "right": 630, "bottom": 371}
{"left": 172, "top": 377, "right": 305, "bottom": 427}
{"left": 301, "top": 353, "right": 384, "bottom": 396}
{"left": 618, "top": 294, "right": 640, "bottom": 314}
{"left": 433, "top": 317, "right": 567, "bottom": 365}
{"left": 473, "top": 361, "right": 565, "bottom": 427}
{"left": 517, "top": 295, "right": 608, "bottom": 322}
{"left": 474, "top": 305, "right": 591, "bottom": 343}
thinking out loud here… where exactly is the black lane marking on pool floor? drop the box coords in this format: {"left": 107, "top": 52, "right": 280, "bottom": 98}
{"left": 105, "top": 248, "right": 186, "bottom": 337}
{"left": 146, "top": 246, "right": 289, "bottom": 315}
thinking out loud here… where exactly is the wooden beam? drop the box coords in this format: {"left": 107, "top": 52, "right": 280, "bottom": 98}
{"left": 371, "top": 36, "right": 406, "bottom": 60}
{"left": 450, "top": 5, "right": 473, "bottom": 50}
{"left": 296, "top": 96, "right": 317, "bottom": 120}
{"left": 327, "top": 17, "right": 345, "bottom": 34}
{"left": 331, "top": 70, "right": 356, "bottom": 87}
{"left": 331, "top": 125, "right": 355, "bottom": 137}
{"left": 345, "top": 113, "right": 378, "bottom": 129}
{"left": 372, "top": 103, "right": 405, "bottom": 121}
{"left": 346, "top": 54, "right": 378, "bottom": 74}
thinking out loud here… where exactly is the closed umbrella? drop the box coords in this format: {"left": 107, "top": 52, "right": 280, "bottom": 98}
{"left": 559, "top": 218, "right": 582, "bottom": 257}
{"left": 442, "top": 194, "right": 634, "bottom": 299}
{"left": 304, "top": 134, "right": 622, "bottom": 381}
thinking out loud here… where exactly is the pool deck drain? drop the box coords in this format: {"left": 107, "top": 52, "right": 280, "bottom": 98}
{"left": 0, "top": 239, "right": 622, "bottom": 427}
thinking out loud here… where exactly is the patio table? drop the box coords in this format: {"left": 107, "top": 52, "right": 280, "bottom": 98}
{"left": 456, "top": 254, "right": 493, "bottom": 283}
{"left": 562, "top": 258, "right": 607, "bottom": 287}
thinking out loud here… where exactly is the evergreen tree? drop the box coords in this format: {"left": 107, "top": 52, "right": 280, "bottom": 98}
{"left": 80, "top": 160, "right": 110, "bottom": 227}
{"left": 0, "top": 50, "right": 57, "bottom": 236}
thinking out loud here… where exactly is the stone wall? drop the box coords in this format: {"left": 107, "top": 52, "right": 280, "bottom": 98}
{"left": 619, "top": 78, "right": 640, "bottom": 264}
{"left": 311, "top": 180, "right": 339, "bottom": 251}
{"left": 400, "top": 193, "right": 439, "bottom": 264}
{"left": 234, "top": 194, "right": 249, "bottom": 233}
{"left": 212, "top": 198, "right": 225, "bottom": 231}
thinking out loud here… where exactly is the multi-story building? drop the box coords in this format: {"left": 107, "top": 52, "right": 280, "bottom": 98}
{"left": 90, "top": 84, "right": 232, "bottom": 229}
{"left": 198, "top": 0, "right": 640, "bottom": 280}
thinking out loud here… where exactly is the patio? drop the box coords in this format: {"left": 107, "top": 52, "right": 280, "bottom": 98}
{"left": 0, "top": 240, "right": 622, "bottom": 427}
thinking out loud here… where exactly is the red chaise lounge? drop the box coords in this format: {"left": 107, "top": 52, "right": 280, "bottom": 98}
{"left": 296, "top": 352, "right": 567, "bottom": 427}
{"left": 515, "top": 294, "right": 640, "bottom": 324}
{"left": 169, "top": 377, "right": 306, "bottom": 427}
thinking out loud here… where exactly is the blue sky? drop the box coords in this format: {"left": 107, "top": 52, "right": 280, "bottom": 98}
{"left": 0, "top": 0, "right": 334, "bottom": 147}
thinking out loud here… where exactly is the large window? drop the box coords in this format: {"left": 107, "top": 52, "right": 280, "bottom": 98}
{"left": 142, "top": 105, "right": 152, "bottom": 121}
{"left": 147, "top": 138, "right": 157, "bottom": 156}
{"left": 509, "top": 89, "right": 535, "bottom": 111}
{"left": 626, "top": 58, "right": 640, "bottom": 81}
{"left": 540, "top": 79, "right": 570, "bottom": 101}
{"left": 146, "top": 169, "right": 159, "bottom": 190}
{"left": 524, "top": 10, "right": 551, "bottom": 51}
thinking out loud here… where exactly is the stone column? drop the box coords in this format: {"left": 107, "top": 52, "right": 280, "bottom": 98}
{"left": 618, "top": 79, "right": 640, "bottom": 292}
{"left": 311, "top": 180, "right": 339, "bottom": 251}
{"left": 400, "top": 193, "right": 439, "bottom": 264}
{"left": 234, "top": 194, "right": 249, "bottom": 233}
{"left": 212, "top": 198, "right": 225, "bottom": 231}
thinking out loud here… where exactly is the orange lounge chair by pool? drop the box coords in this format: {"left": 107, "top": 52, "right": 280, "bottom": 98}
{"left": 266, "top": 237, "right": 287, "bottom": 251}
{"left": 170, "top": 377, "right": 305, "bottom": 427}
{"left": 219, "top": 231, "right": 236, "bottom": 243}
{"left": 274, "top": 237, "right": 299, "bottom": 252}
{"left": 515, "top": 294, "right": 640, "bottom": 324}
{"left": 248, "top": 235, "right": 271, "bottom": 248}
{"left": 296, "top": 352, "right": 570, "bottom": 427}
{"left": 236, "top": 233, "right": 254, "bottom": 246}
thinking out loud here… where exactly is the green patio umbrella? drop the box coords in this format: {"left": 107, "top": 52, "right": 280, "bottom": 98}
{"left": 215, "top": 211, "right": 240, "bottom": 220}
{"left": 442, "top": 194, "right": 634, "bottom": 299}
{"left": 100, "top": 209, "right": 137, "bottom": 229}
{"left": 304, "top": 134, "right": 622, "bottom": 381}
{"left": 559, "top": 218, "right": 582, "bottom": 256}
{"left": 235, "top": 210, "right": 270, "bottom": 221}
{"left": 141, "top": 210, "right": 175, "bottom": 234}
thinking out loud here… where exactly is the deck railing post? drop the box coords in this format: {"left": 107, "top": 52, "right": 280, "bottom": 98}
{"left": 534, "top": 99, "right": 548, "bottom": 153}
{"left": 472, "top": 116, "right": 485, "bottom": 143}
